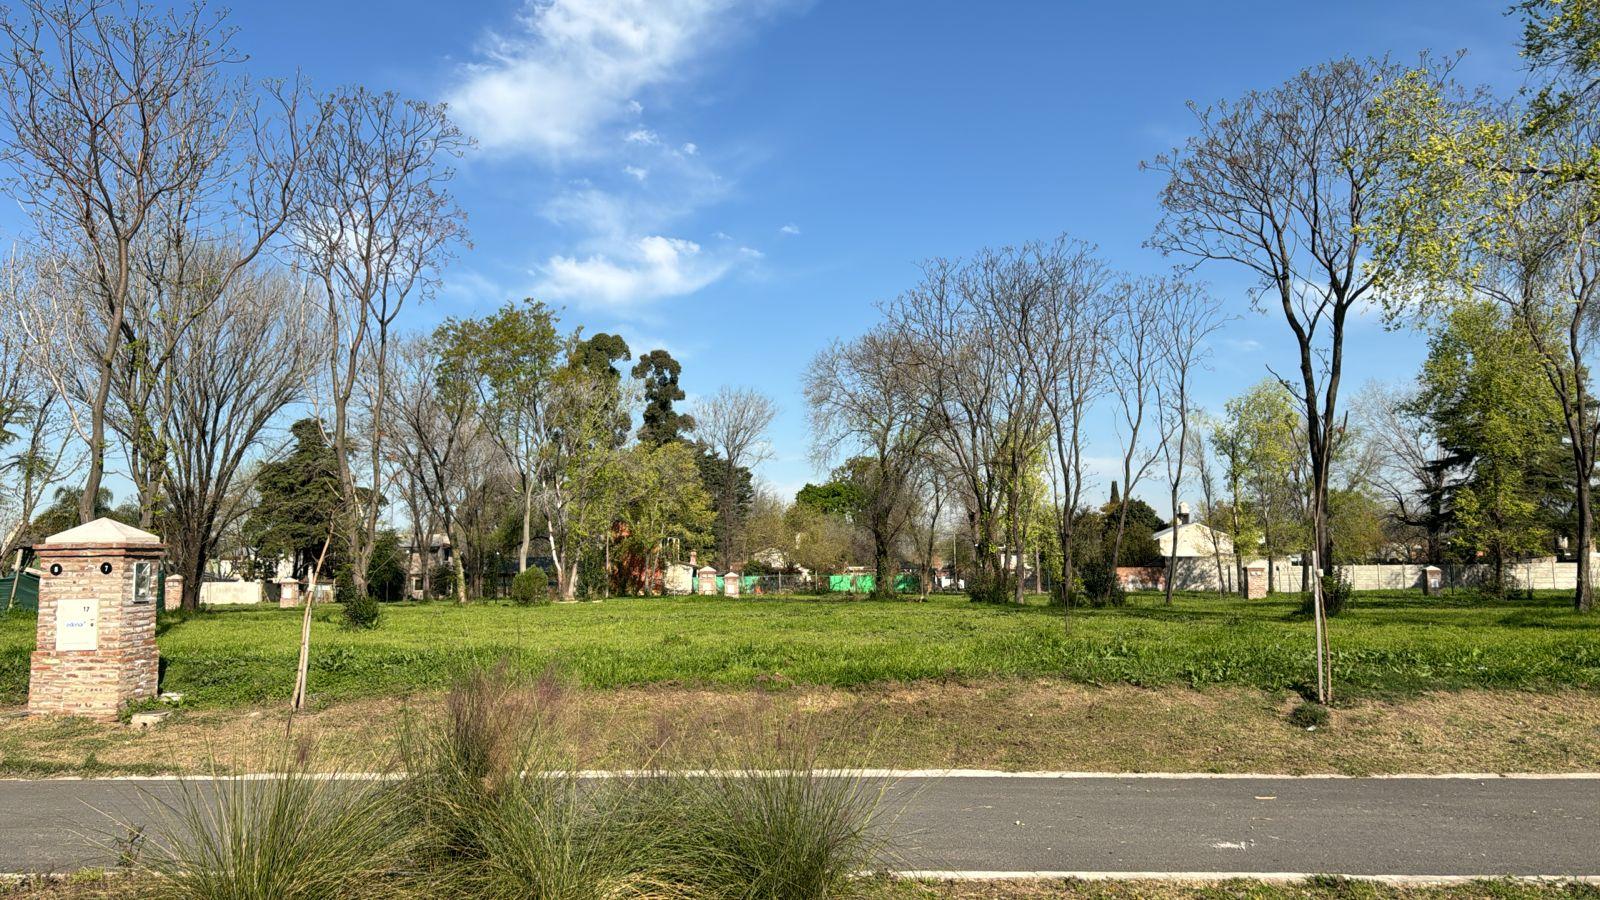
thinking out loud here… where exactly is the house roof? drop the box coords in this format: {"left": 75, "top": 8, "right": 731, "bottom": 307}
{"left": 42, "top": 517, "right": 161, "bottom": 546}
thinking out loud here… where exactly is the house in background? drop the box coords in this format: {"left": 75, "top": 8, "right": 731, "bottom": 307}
{"left": 1120, "top": 502, "right": 1240, "bottom": 592}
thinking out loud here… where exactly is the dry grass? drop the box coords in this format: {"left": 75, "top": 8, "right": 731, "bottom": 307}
{"left": 3, "top": 681, "right": 1598, "bottom": 777}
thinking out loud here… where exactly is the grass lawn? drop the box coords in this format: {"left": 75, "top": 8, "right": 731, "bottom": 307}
{"left": 2, "top": 590, "right": 1599, "bottom": 710}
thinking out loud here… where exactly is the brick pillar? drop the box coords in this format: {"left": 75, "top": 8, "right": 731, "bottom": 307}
{"left": 277, "top": 578, "right": 301, "bottom": 608}
{"left": 163, "top": 574, "right": 183, "bottom": 611}
{"left": 723, "top": 571, "right": 740, "bottom": 597}
{"left": 1244, "top": 564, "right": 1268, "bottom": 600}
{"left": 696, "top": 566, "right": 718, "bottom": 595}
{"left": 28, "top": 518, "right": 165, "bottom": 721}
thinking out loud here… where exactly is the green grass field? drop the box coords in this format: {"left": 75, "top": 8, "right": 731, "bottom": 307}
{"left": 3, "top": 590, "right": 1598, "bottom": 709}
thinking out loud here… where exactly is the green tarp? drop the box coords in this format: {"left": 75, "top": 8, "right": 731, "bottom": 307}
{"left": 825, "top": 573, "right": 919, "bottom": 593}
{"left": 0, "top": 570, "right": 39, "bottom": 612}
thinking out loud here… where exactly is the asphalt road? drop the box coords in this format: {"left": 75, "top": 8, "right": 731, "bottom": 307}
{"left": 0, "top": 774, "right": 1595, "bottom": 877}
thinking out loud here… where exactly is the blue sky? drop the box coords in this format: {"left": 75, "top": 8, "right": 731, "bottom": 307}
{"left": 124, "top": 2, "right": 1543, "bottom": 507}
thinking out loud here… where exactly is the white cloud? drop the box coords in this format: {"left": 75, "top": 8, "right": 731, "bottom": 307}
{"left": 537, "top": 235, "right": 742, "bottom": 308}
{"left": 625, "top": 128, "right": 659, "bottom": 145}
{"left": 447, "top": 0, "right": 790, "bottom": 158}
{"left": 681, "top": 142, "right": 698, "bottom": 155}
{"left": 623, "top": 165, "right": 649, "bottom": 181}
{"left": 778, "top": 223, "right": 800, "bottom": 236}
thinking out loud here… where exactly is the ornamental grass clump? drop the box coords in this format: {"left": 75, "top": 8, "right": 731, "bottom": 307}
{"left": 130, "top": 748, "right": 415, "bottom": 900}
{"left": 659, "top": 723, "right": 893, "bottom": 899}
{"left": 399, "top": 664, "right": 675, "bottom": 899}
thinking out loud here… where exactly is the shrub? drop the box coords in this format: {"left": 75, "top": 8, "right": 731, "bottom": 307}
{"left": 399, "top": 664, "right": 889, "bottom": 899}
{"left": 1288, "top": 701, "right": 1331, "bottom": 730}
{"left": 1300, "top": 573, "right": 1354, "bottom": 618}
{"left": 131, "top": 750, "right": 415, "bottom": 900}
{"left": 333, "top": 569, "right": 358, "bottom": 605}
{"left": 509, "top": 566, "right": 550, "bottom": 606}
{"left": 429, "top": 564, "right": 456, "bottom": 600}
{"left": 343, "top": 589, "right": 381, "bottom": 630}
{"left": 965, "top": 574, "right": 1009, "bottom": 604}
{"left": 1077, "top": 558, "right": 1126, "bottom": 608}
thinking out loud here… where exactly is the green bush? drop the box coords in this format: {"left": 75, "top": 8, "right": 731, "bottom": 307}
{"left": 429, "top": 564, "right": 456, "bottom": 600}
{"left": 1301, "top": 573, "right": 1355, "bottom": 618}
{"left": 336, "top": 569, "right": 381, "bottom": 630}
{"left": 1288, "top": 701, "right": 1331, "bottom": 730}
{"left": 965, "top": 574, "right": 1010, "bottom": 604}
{"left": 1078, "top": 558, "right": 1126, "bottom": 608}
{"left": 509, "top": 566, "right": 550, "bottom": 606}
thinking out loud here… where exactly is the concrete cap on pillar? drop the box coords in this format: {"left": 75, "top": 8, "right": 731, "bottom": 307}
{"left": 42, "top": 517, "right": 161, "bottom": 546}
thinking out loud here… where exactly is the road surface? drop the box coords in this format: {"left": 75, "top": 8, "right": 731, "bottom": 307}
{"left": 0, "top": 773, "right": 1595, "bottom": 878}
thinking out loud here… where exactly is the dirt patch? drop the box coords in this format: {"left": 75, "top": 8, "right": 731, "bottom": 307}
{"left": 2, "top": 681, "right": 1598, "bottom": 776}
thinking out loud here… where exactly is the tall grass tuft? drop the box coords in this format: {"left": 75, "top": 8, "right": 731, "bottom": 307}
{"left": 131, "top": 746, "right": 415, "bottom": 900}
{"left": 401, "top": 663, "right": 675, "bottom": 898}
{"left": 662, "top": 723, "right": 892, "bottom": 899}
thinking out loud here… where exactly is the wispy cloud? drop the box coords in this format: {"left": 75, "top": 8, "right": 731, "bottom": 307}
{"left": 447, "top": 0, "right": 792, "bottom": 159}
{"left": 446, "top": 0, "right": 797, "bottom": 314}
{"left": 778, "top": 222, "right": 801, "bottom": 236}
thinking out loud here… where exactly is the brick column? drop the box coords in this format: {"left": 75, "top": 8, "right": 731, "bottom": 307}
{"left": 1244, "top": 564, "right": 1268, "bottom": 600}
{"left": 696, "top": 566, "right": 718, "bottom": 595}
{"left": 277, "top": 578, "right": 301, "bottom": 608}
{"left": 28, "top": 518, "right": 165, "bottom": 721}
{"left": 723, "top": 572, "right": 740, "bottom": 597}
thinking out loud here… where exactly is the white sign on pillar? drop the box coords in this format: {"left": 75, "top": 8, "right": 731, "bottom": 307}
{"left": 55, "top": 600, "right": 100, "bottom": 651}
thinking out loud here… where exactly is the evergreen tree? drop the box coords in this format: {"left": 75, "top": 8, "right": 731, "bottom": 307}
{"left": 633, "top": 349, "right": 694, "bottom": 446}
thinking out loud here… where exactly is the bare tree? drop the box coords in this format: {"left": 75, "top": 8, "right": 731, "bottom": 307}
{"left": 1355, "top": 382, "right": 1448, "bottom": 566}
{"left": 0, "top": 257, "right": 77, "bottom": 566}
{"left": 694, "top": 386, "right": 777, "bottom": 568}
{"left": 1188, "top": 417, "right": 1234, "bottom": 594}
{"left": 0, "top": 0, "right": 314, "bottom": 524}
{"left": 805, "top": 327, "right": 931, "bottom": 598}
{"left": 1156, "top": 281, "right": 1226, "bottom": 604}
{"left": 289, "top": 86, "right": 468, "bottom": 600}
{"left": 156, "top": 252, "right": 314, "bottom": 611}
{"left": 390, "top": 337, "right": 484, "bottom": 605}
{"left": 886, "top": 243, "right": 1059, "bottom": 602}
{"left": 1104, "top": 278, "right": 1173, "bottom": 581}
{"left": 1145, "top": 57, "right": 1402, "bottom": 586}
{"left": 1029, "top": 237, "right": 1115, "bottom": 610}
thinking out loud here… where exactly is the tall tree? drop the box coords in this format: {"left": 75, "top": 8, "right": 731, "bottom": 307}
{"left": 1146, "top": 57, "right": 1403, "bottom": 583}
{"left": 693, "top": 386, "right": 777, "bottom": 568}
{"left": 155, "top": 255, "right": 314, "bottom": 611}
{"left": 1104, "top": 277, "right": 1174, "bottom": 584}
{"left": 1373, "top": 67, "right": 1600, "bottom": 611}
{"left": 1410, "top": 301, "right": 1567, "bottom": 589}
{"left": 1026, "top": 237, "right": 1115, "bottom": 610}
{"left": 289, "top": 86, "right": 467, "bottom": 603}
{"left": 1156, "top": 281, "right": 1225, "bottom": 604}
{"left": 805, "top": 327, "right": 931, "bottom": 599}
{"left": 434, "top": 299, "right": 561, "bottom": 574}
{"left": 886, "top": 242, "right": 1060, "bottom": 603}
{"left": 243, "top": 419, "right": 343, "bottom": 580}
{"left": 0, "top": 0, "right": 313, "bottom": 524}
{"left": 633, "top": 349, "right": 695, "bottom": 447}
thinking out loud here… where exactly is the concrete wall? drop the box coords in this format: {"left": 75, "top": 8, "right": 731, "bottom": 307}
{"left": 199, "top": 581, "right": 263, "bottom": 605}
{"left": 1159, "top": 555, "right": 1593, "bottom": 594}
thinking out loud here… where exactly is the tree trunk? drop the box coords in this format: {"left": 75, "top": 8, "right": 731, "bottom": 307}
{"left": 1576, "top": 471, "right": 1594, "bottom": 612}
{"left": 519, "top": 474, "right": 534, "bottom": 573}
